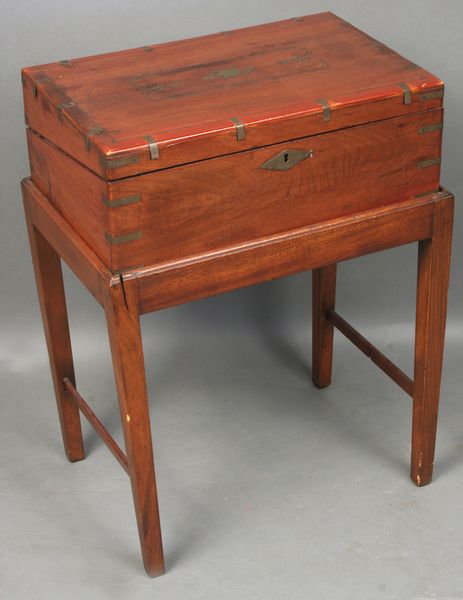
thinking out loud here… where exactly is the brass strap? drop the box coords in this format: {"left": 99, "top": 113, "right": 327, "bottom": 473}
{"left": 231, "top": 116, "right": 246, "bottom": 140}
{"left": 100, "top": 155, "right": 139, "bottom": 169}
{"left": 417, "top": 157, "right": 441, "bottom": 169}
{"left": 85, "top": 127, "right": 105, "bottom": 151}
{"left": 317, "top": 99, "right": 331, "bottom": 122}
{"left": 399, "top": 82, "right": 412, "bottom": 105}
{"left": 105, "top": 231, "right": 142, "bottom": 245}
{"left": 419, "top": 123, "right": 443, "bottom": 134}
{"left": 144, "top": 135, "right": 160, "bottom": 159}
{"left": 420, "top": 90, "right": 444, "bottom": 101}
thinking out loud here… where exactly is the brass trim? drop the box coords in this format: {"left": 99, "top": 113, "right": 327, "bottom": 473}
{"left": 399, "top": 82, "right": 412, "bottom": 105}
{"left": 85, "top": 127, "right": 105, "bottom": 151}
{"left": 102, "top": 194, "right": 141, "bottom": 208}
{"left": 260, "top": 148, "right": 314, "bottom": 170}
{"left": 317, "top": 98, "right": 331, "bottom": 122}
{"left": 415, "top": 189, "right": 440, "bottom": 198}
{"left": 32, "top": 75, "right": 52, "bottom": 98}
{"left": 419, "top": 90, "right": 444, "bottom": 101}
{"left": 205, "top": 66, "right": 256, "bottom": 81}
{"left": 419, "top": 123, "right": 443, "bottom": 134}
{"left": 100, "top": 155, "right": 140, "bottom": 169}
{"left": 56, "top": 101, "right": 77, "bottom": 120}
{"left": 144, "top": 135, "right": 159, "bottom": 159}
{"left": 231, "top": 116, "right": 246, "bottom": 140}
{"left": 417, "top": 157, "right": 441, "bottom": 169}
{"left": 291, "top": 16, "right": 304, "bottom": 21}
{"left": 105, "top": 231, "right": 142, "bottom": 245}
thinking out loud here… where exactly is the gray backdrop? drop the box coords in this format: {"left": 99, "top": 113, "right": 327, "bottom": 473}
{"left": 1, "top": 2, "right": 462, "bottom": 599}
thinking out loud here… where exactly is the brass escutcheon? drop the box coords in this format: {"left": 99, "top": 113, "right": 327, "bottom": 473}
{"left": 260, "top": 148, "right": 314, "bottom": 170}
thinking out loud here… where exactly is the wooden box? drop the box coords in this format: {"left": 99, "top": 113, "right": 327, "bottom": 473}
{"left": 21, "top": 12, "right": 454, "bottom": 577}
{"left": 22, "top": 12, "right": 443, "bottom": 273}
{"left": 23, "top": 13, "right": 443, "bottom": 271}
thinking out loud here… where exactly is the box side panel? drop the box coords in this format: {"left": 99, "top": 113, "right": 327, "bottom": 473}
{"left": 108, "top": 109, "right": 442, "bottom": 270}
{"left": 26, "top": 129, "right": 111, "bottom": 267}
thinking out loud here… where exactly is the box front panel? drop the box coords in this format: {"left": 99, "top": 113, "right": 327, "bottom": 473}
{"left": 109, "top": 109, "right": 442, "bottom": 270}
{"left": 27, "top": 109, "right": 442, "bottom": 272}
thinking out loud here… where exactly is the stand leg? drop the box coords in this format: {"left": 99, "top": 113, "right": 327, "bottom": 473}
{"left": 412, "top": 197, "right": 453, "bottom": 486}
{"left": 24, "top": 206, "right": 84, "bottom": 462}
{"left": 312, "top": 264, "right": 337, "bottom": 388}
{"left": 102, "top": 278, "right": 165, "bottom": 577}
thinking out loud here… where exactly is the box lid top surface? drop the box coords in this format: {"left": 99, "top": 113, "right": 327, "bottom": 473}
{"left": 22, "top": 12, "right": 443, "bottom": 179}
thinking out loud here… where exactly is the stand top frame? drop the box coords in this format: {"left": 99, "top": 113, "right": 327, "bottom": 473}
{"left": 22, "top": 177, "right": 453, "bottom": 316}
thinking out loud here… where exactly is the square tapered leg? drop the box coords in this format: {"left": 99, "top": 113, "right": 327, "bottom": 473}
{"left": 411, "top": 195, "right": 453, "bottom": 486}
{"left": 312, "top": 264, "right": 337, "bottom": 389}
{"left": 102, "top": 279, "right": 165, "bottom": 576}
{"left": 24, "top": 202, "right": 85, "bottom": 462}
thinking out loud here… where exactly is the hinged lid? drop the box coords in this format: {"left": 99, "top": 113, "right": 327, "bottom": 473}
{"left": 22, "top": 12, "right": 443, "bottom": 180}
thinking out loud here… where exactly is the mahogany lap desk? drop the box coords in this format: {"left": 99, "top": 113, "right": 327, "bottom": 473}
{"left": 21, "top": 12, "right": 453, "bottom": 576}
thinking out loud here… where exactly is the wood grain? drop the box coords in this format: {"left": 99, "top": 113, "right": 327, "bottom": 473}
{"left": 22, "top": 12, "right": 443, "bottom": 178}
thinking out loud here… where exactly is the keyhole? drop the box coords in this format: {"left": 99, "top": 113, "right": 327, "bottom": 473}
{"left": 283, "top": 153, "right": 289, "bottom": 162}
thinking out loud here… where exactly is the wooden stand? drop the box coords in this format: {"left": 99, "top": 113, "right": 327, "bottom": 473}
{"left": 22, "top": 178, "right": 453, "bottom": 576}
